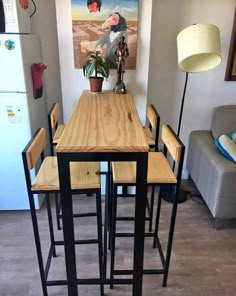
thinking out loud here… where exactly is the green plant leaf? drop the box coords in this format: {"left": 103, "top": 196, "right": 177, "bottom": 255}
{"left": 83, "top": 62, "right": 95, "bottom": 78}
{"left": 83, "top": 50, "right": 110, "bottom": 79}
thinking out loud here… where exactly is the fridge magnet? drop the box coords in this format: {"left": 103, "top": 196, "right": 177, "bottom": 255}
{"left": 4, "top": 39, "right": 15, "bottom": 50}
{"left": 31, "top": 63, "right": 47, "bottom": 99}
{"left": 71, "top": 0, "right": 139, "bottom": 69}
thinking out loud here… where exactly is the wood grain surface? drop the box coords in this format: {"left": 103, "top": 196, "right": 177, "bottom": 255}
{"left": 112, "top": 152, "right": 177, "bottom": 184}
{"left": 147, "top": 104, "right": 157, "bottom": 129}
{"left": 50, "top": 102, "right": 60, "bottom": 128}
{"left": 143, "top": 126, "right": 155, "bottom": 146}
{"left": 53, "top": 124, "right": 66, "bottom": 144}
{"left": 26, "top": 128, "right": 47, "bottom": 170}
{"left": 56, "top": 90, "right": 149, "bottom": 153}
{"left": 32, "top": 157, "right": 100, "bottom": 190}
{"left": 162, "top": 125, "right": 182, "bottom": 163}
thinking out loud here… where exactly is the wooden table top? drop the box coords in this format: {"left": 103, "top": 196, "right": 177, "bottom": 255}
{"left": 56, "top": 90, "right": 149, "bottom": 153}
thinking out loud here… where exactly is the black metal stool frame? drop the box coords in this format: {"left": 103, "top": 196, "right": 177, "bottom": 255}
{"left": 22, "top": 129, "right": 104, "bottom": 296}
{"left": 109, "top": 126, "right": 185, "bottom": 288}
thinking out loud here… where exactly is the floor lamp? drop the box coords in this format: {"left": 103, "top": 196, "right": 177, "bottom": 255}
{"left": 161, "top": 23, "right": 222, "bottom": 203}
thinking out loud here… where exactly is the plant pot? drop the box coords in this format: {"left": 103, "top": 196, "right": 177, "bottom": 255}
{"left": 89, "top": 77, "right": 104, "bottom": 93}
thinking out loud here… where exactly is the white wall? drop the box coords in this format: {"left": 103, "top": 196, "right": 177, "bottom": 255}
{"left": 55, "top": 0, "right": 153, "bottom": 125}
{"left": 148, "top": 0, "right": 236, "bottom": 177}
{"left": 30, "top": 0, "right": 63, "bottom": 120}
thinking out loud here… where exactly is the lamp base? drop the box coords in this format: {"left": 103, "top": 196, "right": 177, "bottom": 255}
{"left": 160, "top": 185, "right": 187, "bottom": 203}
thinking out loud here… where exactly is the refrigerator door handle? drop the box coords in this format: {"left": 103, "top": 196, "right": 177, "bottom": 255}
{"left": 0, "top": 91, "right": 29, "bottom": 94}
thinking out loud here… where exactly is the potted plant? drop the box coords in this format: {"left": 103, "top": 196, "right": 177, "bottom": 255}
{"left": 83, "top": 50, "right": 109, "bottom": 93}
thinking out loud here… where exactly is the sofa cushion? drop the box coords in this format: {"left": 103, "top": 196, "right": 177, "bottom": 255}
{"left": 215, "top": 134, "right": 236, "bottom": 162}
{"left": 211, "top": 105, "right": 236, "bottom": 139}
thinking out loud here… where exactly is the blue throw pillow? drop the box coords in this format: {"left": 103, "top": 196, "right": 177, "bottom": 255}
{"left": 215, "top": 134, "right": 236, "bottom": 163}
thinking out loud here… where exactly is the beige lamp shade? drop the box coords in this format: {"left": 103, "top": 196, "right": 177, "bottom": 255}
{"left": 177, "top": 24, "right": 222, "bottom": 73}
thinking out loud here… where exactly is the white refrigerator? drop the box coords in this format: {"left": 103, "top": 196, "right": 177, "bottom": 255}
{"left": 0, "top": 33, "right": 48, "bottom": 210}
{"left": 2, "top": 0, "right": 32, "bottom": 34}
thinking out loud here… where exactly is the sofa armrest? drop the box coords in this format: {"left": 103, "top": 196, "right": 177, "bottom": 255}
{"left": 187, "top": 130, "right": 236, "bottom": 219}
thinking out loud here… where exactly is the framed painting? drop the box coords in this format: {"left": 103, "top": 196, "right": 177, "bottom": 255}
{"left": 225, "top": 8, "right": 236, "bottom": 81}
{"left": 71, "top": 0, "right": 139, "bottom": 69}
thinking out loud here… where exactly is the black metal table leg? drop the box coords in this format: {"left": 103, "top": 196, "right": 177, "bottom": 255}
{"left": 57, "top": 154, "right": 78, "bottom": 296}
{"left": 96, "top": 190, "right": 104, "bottom": 296}
{"left": 133, "top": 153, "right": 148, "bottom": 296}
{"left": 110, "top": 183, "right": 118, "bottom": 289}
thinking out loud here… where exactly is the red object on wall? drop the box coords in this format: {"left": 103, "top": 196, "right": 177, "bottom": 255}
{"left": 19, "top": 0, "right": 29, "bottom": 9}
{"left": 31, "top": 63, "right": 47, "bottom": 99}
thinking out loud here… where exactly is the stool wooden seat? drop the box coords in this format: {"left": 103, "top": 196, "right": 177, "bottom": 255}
{"left": 32, "top": 158, "right": 100, "bottom": 191}
{"left": 22, "top": 128, "right": 104, "bottom": 296}
{"left": 109, "top": 124, "right": 185, "bottom": 289}
{"left": 112, "top": 152, "right": 177, "bottom": 184}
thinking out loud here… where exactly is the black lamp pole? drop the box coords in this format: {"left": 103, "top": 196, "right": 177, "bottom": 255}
{"left": 177, "top": 72, "right": 189, "bottom": 137}
{"left": 161, "top": 72, "right": 189, "bottom": 203}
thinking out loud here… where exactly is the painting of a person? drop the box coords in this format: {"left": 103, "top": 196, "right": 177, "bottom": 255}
{"left": 97, "top": 12, "right": 128, "bottom": 69}
{"left": 71, "top": 0, "right": 138, "bottom": 69}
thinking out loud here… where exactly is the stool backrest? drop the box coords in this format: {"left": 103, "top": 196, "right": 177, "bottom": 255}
{"left": 147, "top": 104, "right": 157, "bottom": 129}
{"left": 49, "top": 102, "right": 60, "bottom": 129}
{"left": 48, "top": 102, "right": 62, "bottom": 156}
{"left": 146, "top": 104, "right": 160, "bottom": 151}
{"left": 161, "top": 124, "right": 182, "bottom": 164}
{"left": 25, "top": 128, "right": 47, "bottom": 170}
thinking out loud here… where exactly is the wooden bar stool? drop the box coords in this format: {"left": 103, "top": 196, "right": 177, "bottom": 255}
{"left": 109, "top": 124, "right": 185, "bottom": 288}
{"left": 22, "top": 128, "right": 104, "bottom": 296}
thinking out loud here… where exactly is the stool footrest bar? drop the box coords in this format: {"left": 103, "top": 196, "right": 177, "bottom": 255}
{"left": 116, "top": 216, "right": 150, "bottom": 221}
{"left": 46, "top": 278, "right": 134, "bottom": 286}
{"left": 113, "top": 269, "right": 165, "bottom": 275}
{"left": 59, "top": 212, "right": 97, "bottom": 218}
{"left": 115, "top": 232, "right": 155, "bottom": 238}
{"left": 54, "top": 239, "right": 98, "bottom": 245}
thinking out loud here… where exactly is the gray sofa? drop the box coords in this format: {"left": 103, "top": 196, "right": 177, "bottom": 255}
{"left": 187, "top": 105, "right": 236, "bottom": 225}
